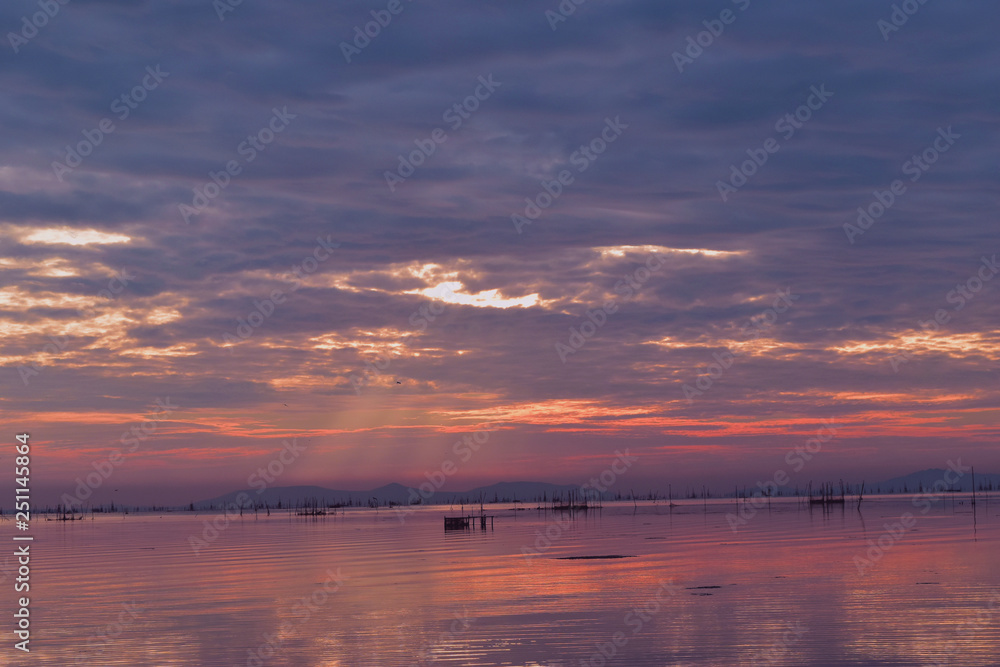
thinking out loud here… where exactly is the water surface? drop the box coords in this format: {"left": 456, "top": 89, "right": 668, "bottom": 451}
{"left": 11, "top": 495, "right": 1000, "bottom": 666}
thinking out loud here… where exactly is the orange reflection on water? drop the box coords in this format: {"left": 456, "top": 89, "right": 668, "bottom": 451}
{"left": 22, "top": 496, "right": 1000, "bottom": 666}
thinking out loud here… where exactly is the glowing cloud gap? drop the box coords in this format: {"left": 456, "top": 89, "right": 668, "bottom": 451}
{"left": 405, "top": 281, "right": 540, "bottom": 308}
{"left": 591, "top": 245, "right": 746, "bottom": 259}
{"left": 21, "top": 228, "right": 131, "bottom": 246}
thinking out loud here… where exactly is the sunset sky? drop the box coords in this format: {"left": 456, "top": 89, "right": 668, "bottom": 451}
{"left": 2, "top": 0, "right": 998, "bottom": 506}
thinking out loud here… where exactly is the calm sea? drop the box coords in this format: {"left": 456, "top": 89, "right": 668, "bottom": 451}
{"left": 8, "top": 495, "right": 999, "bottom": 666}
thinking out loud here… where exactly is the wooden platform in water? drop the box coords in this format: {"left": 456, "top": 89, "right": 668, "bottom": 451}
{"left": 444, "top": 515, "right": 494, "bottom": 530}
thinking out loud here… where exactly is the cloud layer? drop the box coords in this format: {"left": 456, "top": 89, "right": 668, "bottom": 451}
{"left": 2, "top": 0, "right": 998, "bottom": 505}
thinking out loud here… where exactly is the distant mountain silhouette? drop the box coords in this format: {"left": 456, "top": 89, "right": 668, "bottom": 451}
{"left": 192, "top": 481, "right": 589, "bottom": 510}
{"left": 190, "top": 469, "right": 1000, "bottom": 509}
{"left": 872, "top": 468, "right": 1000, "bottom": 494}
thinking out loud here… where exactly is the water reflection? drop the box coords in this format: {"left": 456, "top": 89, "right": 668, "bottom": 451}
{"left": 21, "top": 495, "right": 999, "bottom": 666}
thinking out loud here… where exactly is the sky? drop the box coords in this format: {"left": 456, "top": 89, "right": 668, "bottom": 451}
{"left": 2, "top": 0, "right": 998, "bottom": 507}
